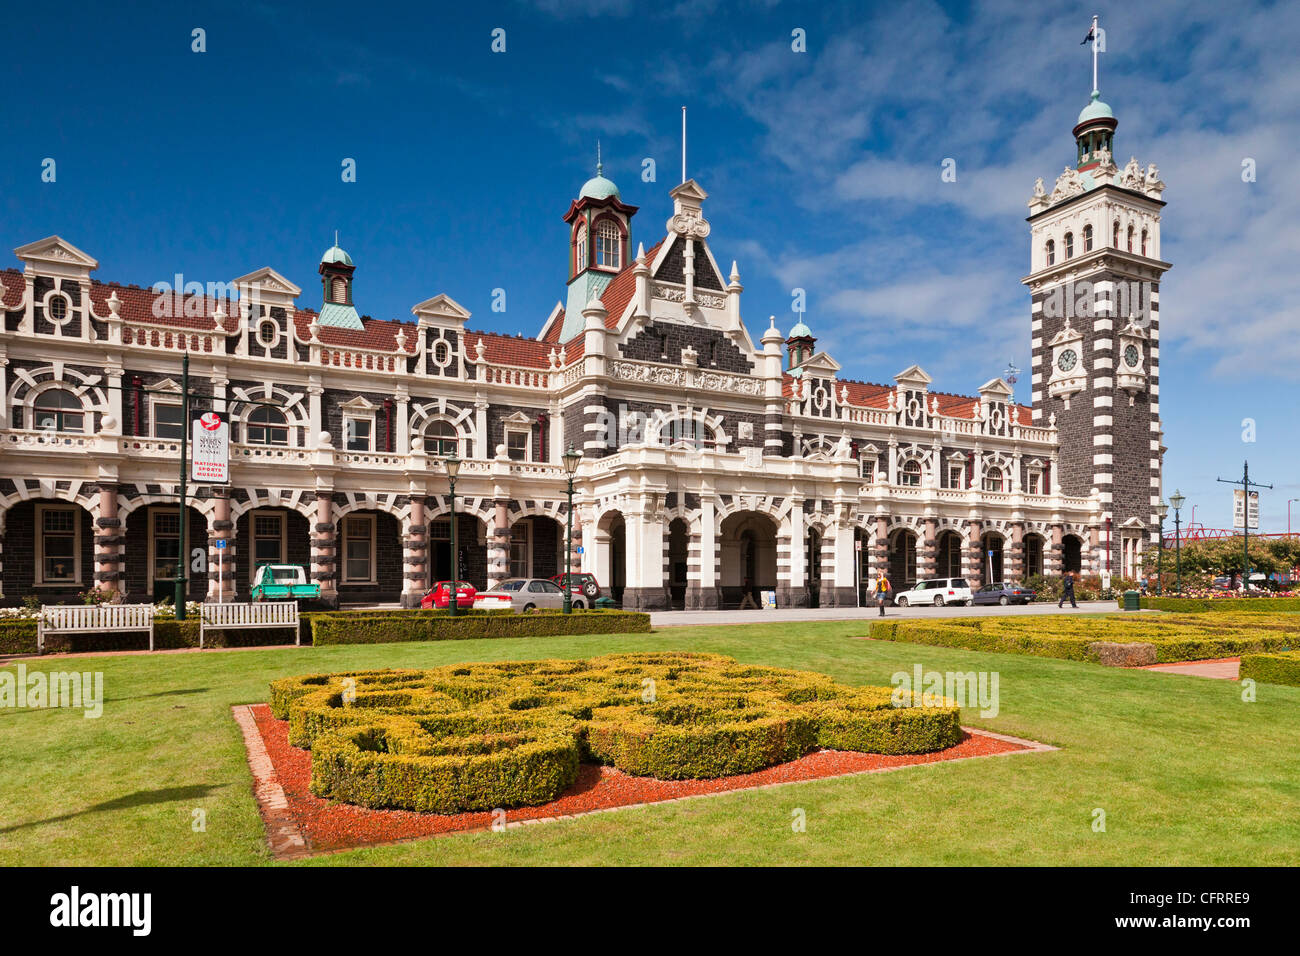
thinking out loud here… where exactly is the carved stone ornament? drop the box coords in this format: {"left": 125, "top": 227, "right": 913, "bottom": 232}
{"left": 667, "top": 211, "right": 710, "bottom": 239}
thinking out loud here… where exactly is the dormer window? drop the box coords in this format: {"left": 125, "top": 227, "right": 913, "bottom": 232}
{"left": 1083, "top": 224, "right": 1093, "bottom": 252}
{"left": 901, "top": 460, "right": 922, "bottom": 487}
{"left": 983, "top": 467, "right": 1005, "bottom": 492}
{"left": 595, "top": 220, "right": 621, "bottom": 269}
{"left": 1046, "top": 239, "right": 1055, "bottom": 266}
{"left": 1064, "top": 232, "right": 1074, "bottom": 259}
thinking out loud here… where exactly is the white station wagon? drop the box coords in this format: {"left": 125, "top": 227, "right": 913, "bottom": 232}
{"left": 892, "top": 577, "right": 973, "bottom": 607}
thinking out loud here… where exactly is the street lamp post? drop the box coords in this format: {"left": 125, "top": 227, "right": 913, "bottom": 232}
{"left": 1289, "top": 499, "right": 1297, "bottom": 538}
{"left": 1169, "top": 489, "right": 1186, "bottom": 595}
{"left": 445, "top": 454, "right": 460, "bottom": 618}
{"left": 561, "top": 446, "right": 582, "bottom": 615}
{"left": 1154, "top": 501, "right": 1168, "bottom": 595}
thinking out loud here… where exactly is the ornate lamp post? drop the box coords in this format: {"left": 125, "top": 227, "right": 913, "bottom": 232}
{"left": 1154, "top": 501, "right": 1168, "bottom": 595}
{"left": 562, "top": 446, "right": 582, "bottom": 615}
{"left": 445, "top": 454, "right": 461, "bottom": 617}
{"left": 1169, "top": 489, "right": 1186, "bottom": 595}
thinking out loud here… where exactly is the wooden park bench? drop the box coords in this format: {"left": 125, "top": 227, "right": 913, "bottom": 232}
{"left": 199, "top": 601, "right": 300, "bottom": 649}
{"left": 37, "top": 604, "right": 156, "bottom": 653}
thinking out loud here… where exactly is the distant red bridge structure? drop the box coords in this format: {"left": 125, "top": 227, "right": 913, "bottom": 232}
{"left": 1162, "top": 523, "right": 1300, "bottom": 545}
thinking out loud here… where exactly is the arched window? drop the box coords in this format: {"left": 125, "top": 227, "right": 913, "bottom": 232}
{"left": 1141, "top": 229, "right": 1149, "bottom": 256}
{"left": 1112, "top": 221, "right": 1121, "bottom": 247}
{"left": 595, "top": 220, "right": 622, "bottom": 269}
{"left": 246, "top": 405, "right": 289, "bottom": 446}
{"left": 331, "top": 276, "right": 346, "bottom": 304}
{"left": 34, "top": 389, "right": 85, "bottom": 433}
{"left": 1083, "top": 224, "right": 1093, "bottom": 252}
{"left": 1064, "top": 232, "right": 1074, "bottom": 259}
{"left": 426, "top": 419, "right": 459, "bottom": 457}
{"left": 659, "top": 416, "right": 714, "bottom": 451}
{"left": 983, "top": 467, "right": 1005, "bottom": 492}
{"left": 574, "top": 224, "right": 588, "bottom": 273}
{"left": 1045, "top": 239, "right": 1055, "bottom": 266}
{"left": 1127, "top": 225, "right": 1134, "bottom": 252}
{"left": 901, "top": 460, "right": 922, "bottom": 487}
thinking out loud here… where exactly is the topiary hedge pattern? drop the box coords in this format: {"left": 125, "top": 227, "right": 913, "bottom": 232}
{"left": 1127, "top": 597, "right": 1300, "bottom": 613}
{"left": 873, "top": 614, "right": 1297, "bottom": 665}
{"left": 307, "top": 609, "right": 650, "bottom": 646}
{"left": 269, "top": 652, "right": 963, "bottom": 813}
{"left": 1239, "top": 650, "right": 1300, "bottom": 687}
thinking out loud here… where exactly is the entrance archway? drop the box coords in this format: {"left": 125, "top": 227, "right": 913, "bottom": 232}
{"left": 1024, "top": 533, "right": 1045, "bottom": 579}
{"left": 936, "top": 529, "right": 963, "bottom": 579}
{"left": 719, "top": 511, "right": 776, "bottom": 608}
{"left": 980, "top": 532, "right": 1004, "bottom": 585}
{"left": 428, "top": 513, "right": 488, "bottom": 590}
{"left": 1, "top": 498, "right": 94, "bottom": 605}
{"left": 124, "top": 504, "right": 207, "bottom": 603}
{"left": 508, "top": 515, "right": 563, "bottom": 581}
{"left": 667, "top": 518, "right": 689, "bottom": 610}
{"left": 806, "top": 527, "right": 822, "bottom": 608}
{"left": 1062, "top": 534, "right": 1083, "bottom": 575}
{"left": 597, "top": 511, "right": 627, "bottom": 605}
{"left": 888, "top": 528, "right": 917, "bottom": 591}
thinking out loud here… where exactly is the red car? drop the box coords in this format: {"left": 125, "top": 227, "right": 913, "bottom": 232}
{"left": 421, "top": 580, "right": 477, "bottom": 609}
{"left": 550, "top": 572, "right": 602, "bottom": 602}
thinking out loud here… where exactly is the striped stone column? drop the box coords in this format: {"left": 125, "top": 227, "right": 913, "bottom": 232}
{"left": 312, "top": 492, "right": 338, "bottom": 608}
{"left": 208, "top": 489, "right": 235, "bottom": 602}
{"left": 93, "top": 484, "right": 124, "bottom": 599}
{"left": 965, "top": 519, "right": 983, "bottom": 584}
{"left": 918, "top": 517, "right": 938, "bottom": 580}
{"left": 487, "top": 499, "right": 510, "bottom": 589}
{"left": 1006, "top": 522, "right": 1025, "bottom": 582}
{"left": 1046, "top": 524, "right": 1063, "bottom": 577}
{"left": 400, "top": 497, "right": 427, "bottom": 608}
{"left": 868, "top": 514, "right": 889, "bottom": 601}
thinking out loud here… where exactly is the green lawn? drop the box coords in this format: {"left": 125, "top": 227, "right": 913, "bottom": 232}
{"left": 2, "top": 621, "right": 1297, "bottom": 866}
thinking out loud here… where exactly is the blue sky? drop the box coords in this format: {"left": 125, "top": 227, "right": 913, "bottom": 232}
{"left": 3, "top": 0, "right": 1297, "bottom": 530}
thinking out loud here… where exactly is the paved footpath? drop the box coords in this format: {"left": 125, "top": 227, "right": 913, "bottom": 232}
{"left": 647, "top": 600, "right": 1136, "bottom": 627}
{"left": 1142, "top": 657, "right": 1241, "bottom": 680}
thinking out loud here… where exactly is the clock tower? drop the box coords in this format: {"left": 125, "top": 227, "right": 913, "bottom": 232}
{"left": 1023, "top": 84, "right": 1172, "bottom": 581}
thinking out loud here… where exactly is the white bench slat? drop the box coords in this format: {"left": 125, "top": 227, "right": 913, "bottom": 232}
{"left": 198, "top": 602, "right": 300, "bottom": 648}
{"left": 38, "top": 604, "right": 156, "bottom": 653}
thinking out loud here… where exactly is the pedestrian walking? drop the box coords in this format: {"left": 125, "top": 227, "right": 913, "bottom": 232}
{"left": 875, "top": 572, "right": 891, "bottom": 616}
{"left": 1058, "top": 571, "right": 1078, "bottom": 609}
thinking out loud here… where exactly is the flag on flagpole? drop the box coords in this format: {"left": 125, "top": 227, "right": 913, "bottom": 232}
{"left": 1081, "top": 26, "right": 1095, "bottom": 45}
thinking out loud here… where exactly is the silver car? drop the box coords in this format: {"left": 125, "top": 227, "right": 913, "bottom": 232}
{"left": 490, "top": 577, "right": 583, "bottom": 612}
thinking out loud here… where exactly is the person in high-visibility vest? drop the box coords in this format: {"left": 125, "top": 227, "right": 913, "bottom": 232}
{"left": 875, "top": 572, "right": 891, "bottom": 616}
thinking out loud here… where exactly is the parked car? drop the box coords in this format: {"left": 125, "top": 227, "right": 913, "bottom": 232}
{"left": 420, "top": 580, "right": 476, "bottom": 610}
{"left": 972, "top": 582, "right": 1034, "bottom": 606}
{"left": 892, "top": 578, "right": 972, "bottom": 607}
{"left": 550, "top": 572, "right": 602, "bottom": 601}
{"left": 250, "top": 564, "right": 320, "bottom": 602}
{"left": 486, "top": 577, "right": 590, "bottom": 611}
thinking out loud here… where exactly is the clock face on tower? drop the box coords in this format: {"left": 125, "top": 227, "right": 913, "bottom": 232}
{"left": 1057, "top": 348, "right": 1078, "bottom": 372}
{"left": 1124, "top": 344, "right": 1140, "bottom": 367}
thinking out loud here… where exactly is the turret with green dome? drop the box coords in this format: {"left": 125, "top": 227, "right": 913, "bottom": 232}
{"left": 1073, "top": 89, "right": 1118, "bottom": 171}
{"left": 317, "top": 232, "right": 364, "bottom": 330}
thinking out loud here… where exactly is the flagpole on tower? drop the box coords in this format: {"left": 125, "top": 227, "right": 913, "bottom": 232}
{"left": 681, "top": 106, "right": 687, "bottom": 184}
{"left": 1091, "top": 14, "right": 1100, "bottom": 91}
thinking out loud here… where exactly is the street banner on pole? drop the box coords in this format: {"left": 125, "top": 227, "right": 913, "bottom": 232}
{"left": 1233, "top": 489, "right": 1259, "bottom": 530}
{"left": 190, "top": 411, "right": 230, "bottom": 484}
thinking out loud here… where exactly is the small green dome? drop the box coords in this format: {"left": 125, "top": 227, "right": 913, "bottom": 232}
{"left": 788, "top": 320, "right": 813, "bottom": 339}
{"left": 321, "top": 245, "right": 353, "bottom": 266}
{"left": 1077, "top": 90, "right": 1114, "bottom": 125}
{"left": 579, "top": 174, "right": 620, "bottom": 201}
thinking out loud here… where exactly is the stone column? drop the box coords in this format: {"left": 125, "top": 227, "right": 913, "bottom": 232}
{"left": 487, "top": 499, "right": 510, "bottom": 589}
{"left": 400, "top": 497, "right": 427, "bottom": 607}
{"left": 622, "top": 507, "right": 669, "bottom": 610}
{"left": 312, "top": 492, "right": 338, "bottom": 608}
{"left": 1046, "top": 523, "right": 1064, "bottom": 577}
{"left": 918, "top": 516, "right": 938, "bottom": 580}
{"left": 825, "top": 519, "right": 856, "bottom": 606}
{"left": 93, "top": 484, "right": 124, "bottom": 600}
{"left": 965, "top": 519, "right": 983, "bottom": 584}
{"left": 208, "top": 489, "right": 235, "bottom": 602}
{"left": 0, "top": 507, "right": 6, "bottom": 600}
{"left": 688, "top": 498, "right": 719, "bottom": 609}
{"left": 1007, "top": 522, "right": 1025, "bottom": 582}
{"left": 779, "top": 502, "right": 807, "bottom": 608}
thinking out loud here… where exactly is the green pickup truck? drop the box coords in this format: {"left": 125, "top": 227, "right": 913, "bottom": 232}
{"left": 250, "top": 564, "right": 321, "bottom": 602}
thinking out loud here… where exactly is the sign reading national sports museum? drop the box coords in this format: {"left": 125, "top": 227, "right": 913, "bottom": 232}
{"left": 190, "top": 411, "right": 231, "bottom": 484}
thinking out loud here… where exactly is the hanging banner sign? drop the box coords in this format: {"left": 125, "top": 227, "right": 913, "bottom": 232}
{"left": 1232, "top": 489, "right": 1259, "bottom": 530}
{"left": 190, "top": 410, "right": 231, "bottom": 484}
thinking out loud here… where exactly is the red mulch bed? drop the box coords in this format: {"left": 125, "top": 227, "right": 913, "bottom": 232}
{"left": 250, "top": 703, "right": 1030, "bottom": 854}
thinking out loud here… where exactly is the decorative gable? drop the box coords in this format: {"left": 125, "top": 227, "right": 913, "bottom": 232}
{"left": 14, "top": 236, "right": 99, "bottom": 278}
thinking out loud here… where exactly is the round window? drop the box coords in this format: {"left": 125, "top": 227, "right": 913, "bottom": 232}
{"left": 258, "top": 320, "right": 278, "bottom": 346}
{"left": 1124, "top": 345, "right": 1140, "bottom": 367}
{"left": 45, "top": 292, "right": 71, "bottom": 324}
{"left": 1057, "top": 349, "right": 1078, "bottom": 373}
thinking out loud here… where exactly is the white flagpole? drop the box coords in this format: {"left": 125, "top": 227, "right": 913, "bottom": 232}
{"left": 681, "top": 106, "right": 687, "bottom": 184}
{"left": 1092, "top": 15, "right": 1100, "bottom": 91}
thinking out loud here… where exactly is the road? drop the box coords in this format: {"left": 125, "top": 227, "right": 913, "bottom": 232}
{"left": 648, "top": 600, "right": 1131, "bottom": 627}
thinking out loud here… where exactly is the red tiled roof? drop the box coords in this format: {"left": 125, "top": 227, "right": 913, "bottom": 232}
{"left": 1, "top": 270, "right": 24, "bottom": 309}
{"left": 545, "top": 238, "right": 667, "bottom": 350}
{"left": 787, "top": 374, "right": 1032, "bottom": 421}
{"left": 466, "top": 330, "right": 553, "bottom": 369}
{"left": 539, "top": 307, "right": 566, "bottom": 344}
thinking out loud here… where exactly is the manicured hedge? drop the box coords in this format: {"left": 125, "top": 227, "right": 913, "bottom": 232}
{"left": 307, "top": 609, "right": 651, "bottom": 645}
{"left": 1128, "top": 597, "right": 1300, "bottom": 613}
{"left": 873, "top": 614, "right": 1298, "bottom": 665}
{"left": 271, "top": 652, "right": 962, "bottom": 813}
{"left": 0, "top": 621, "right": 37, "bottom": 655}
{"left": 1239, "top": 651, "right": 1300, "bottom": 688}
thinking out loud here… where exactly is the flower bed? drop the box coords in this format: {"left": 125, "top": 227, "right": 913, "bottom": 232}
{"left": 1128, "top": 596, "right": 1300, "bottom": 613}
{"left": 306, "top": 609, "right": 649, "bottom": 646}
{"left": 871, "top": 614, "right": 1297, "bottom": 665}
{"left": 1239, "top": 650, "right": 1300, "bottom": 687}
{"left": 268, "top": 652, "right": 964, "bottom": 813}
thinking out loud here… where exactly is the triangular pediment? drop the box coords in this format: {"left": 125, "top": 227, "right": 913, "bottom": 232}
{"left": 795, "top": 351, "right": 842, "bottom": 375}
{"left": 14, "top": 236, "right": 99, "bottom": 271}
{"left": 894, "top": 364, "right": 933, "bottom": 387}
{"left": 503, "top": 411, "right": 533, "bottom": 425}
{"left": 340, "top": 395, "right": 378, "bottom": 412}
{"left": 412, "top": 293, "right": 472, "bottom": 326}
{"left": 669, "top": 179, "right": 708, "bottom": 204}
{"left": 1048, "top": 321, "right": 1083, "bottom": 347}
{"left": 232, "top": 267, "right": 302, "bottom": 298}
{"left": 978, "top": 377, "right": 1014, "bottom": 397}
